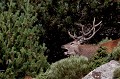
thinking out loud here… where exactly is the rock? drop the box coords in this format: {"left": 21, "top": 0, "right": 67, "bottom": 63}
{"left": 82, "top": 60, "right": 120, "bottom": 79}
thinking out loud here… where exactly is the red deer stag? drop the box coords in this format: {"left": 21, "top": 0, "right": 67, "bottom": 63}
{"left": 61, "top": 17, "right": 102, "bottom": 58}
{"left": 62, "top": 18, "right": 120, "bottom": 58}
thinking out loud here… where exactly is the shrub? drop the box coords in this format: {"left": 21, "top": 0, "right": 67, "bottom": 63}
{"left": 0, "top": 0, "right": 49, "bottom": 78}
{"left": 89, "top": 47, "right": 109, "bottom": 70}
{"left": 113, "top": 67, "right": 120, "bottom": 79}
{"left": 36, "top": 56, "right": 90, "bottom": 79}
{"left": 109, "top": 45, "right": 120, "bottom": 61}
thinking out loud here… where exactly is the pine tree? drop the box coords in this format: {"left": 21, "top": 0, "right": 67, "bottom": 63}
{"left": 0, "top": 0, "right": 49, "bottom": 78}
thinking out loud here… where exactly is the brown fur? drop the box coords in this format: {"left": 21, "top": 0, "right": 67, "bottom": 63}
{"left": 62, "top": 40, "right": 100, "bottom": 58}
{"left": 77, "top": 44, "right": 99, "bottom": 58}
{"left": 100, "top": 38, "right": 120, "bottom": 53}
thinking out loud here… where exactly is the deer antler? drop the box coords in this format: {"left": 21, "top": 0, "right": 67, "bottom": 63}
{"left": 68, "top": 17, "right": 102, "bottom": 43}
{"left": 83, "top": 17, "right": 102, "bottom": 40}
{"left": 68, "top": 31, "right": 77, "bottom": 39}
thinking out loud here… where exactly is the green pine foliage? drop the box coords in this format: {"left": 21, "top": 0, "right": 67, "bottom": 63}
{"left": 113, "top": 67, "right": 120, "bottom": 79}
{"left": 109, "top": 45, "right": 120, "bottom": 61}
{"left": 0, "top": 0, "right": 49, "bottom": 79}
{"left": 36, "top": 56, "right": 90, "bottom": 79}
{"left": 107, "top": 42, "right": 120, "bottom": 79}
{"left": 89, "top": 47, "right": 109, "bottom": 70}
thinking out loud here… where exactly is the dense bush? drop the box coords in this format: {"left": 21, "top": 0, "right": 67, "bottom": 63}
{"left": 0, "top": 0, "right": 49, "bottom": 78}
{"left": 89, "top": 47, "right": 109, "bottom": 70}
{"left": 113, "top": 67, "right": 120, "bottom": 79}
{"left": 36, "top": 56, "right": 90, "bottom": 79}
{"left": 110, "top": 41, "right": 120, "bottom": 79}
{"left": 109, "top": 45, "right": 120, "bottom": 61}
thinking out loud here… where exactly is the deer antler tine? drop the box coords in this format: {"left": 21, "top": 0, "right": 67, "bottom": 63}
{"left": 95, "top": 21, "right": 102, "bottom": 27}
{"left": 84, "top": 19, "right": 102, "bottom": 40}
{"left": 76, "top": 23, "right": 87, "bottom": 36}
{"left": 93, "top": 17, "right": 96, "bottom": 26}
{"left": 83, "top": 18, "right": 102, "bottom": 36}
{"left": 74, "top": 22, "right": 84, "bottom": 27}
{"left": 74, "top": 32, "right": 77, "bottom": 37}
{"left": 81, "top": 24, "right": 86, "bottom": 36}
{"left": 93, "top": 17, "right": 102, "bottom": 27}
{"left": 81, "top": 17, "right": 97, "bottom": 36}
{"left": 68, "top": 31, "right": 76, "bottom": 39}
{"left": 95, "top": 24, "right": 102, "bottom": 33}
{"left": 84, "top": 28, "right": 96, "bottom": 40}
{"left": 75, "top": 22, "right": 86, "bottom": 37}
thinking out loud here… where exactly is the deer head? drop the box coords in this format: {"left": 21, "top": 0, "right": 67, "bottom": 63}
{"left": 62, "top": 17, "right": 102, "bottom": 57}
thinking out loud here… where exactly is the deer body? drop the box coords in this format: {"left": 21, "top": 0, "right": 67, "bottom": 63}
{"left": 75, "top": 44, "right": 99, "bottom": 58}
